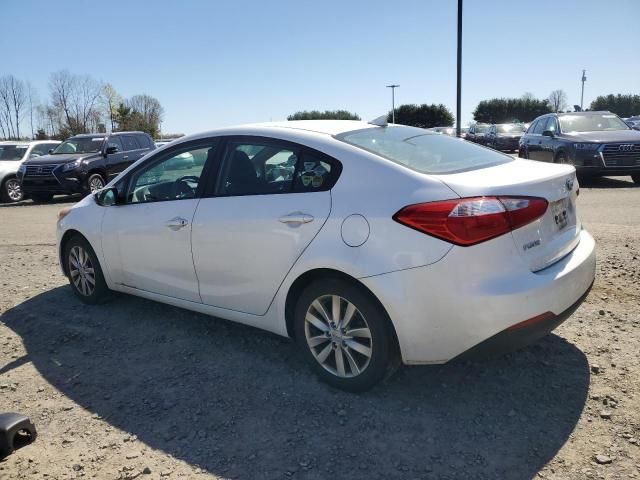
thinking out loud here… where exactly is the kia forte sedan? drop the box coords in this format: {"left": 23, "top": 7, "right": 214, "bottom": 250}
{"left": 56, "top": 120, "right": 596, "bottom": 391}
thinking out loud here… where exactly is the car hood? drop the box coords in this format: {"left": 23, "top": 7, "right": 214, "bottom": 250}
{"left": 562, "top": 130, "right": 640, "bottom": 143}
{"left": 22, "top": 153, "right": 96, "bottom": 165}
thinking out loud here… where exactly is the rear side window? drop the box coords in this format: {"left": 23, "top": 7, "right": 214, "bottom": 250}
{"left": 136, "top": 134, "right": 152, "bottom": 148}
{"left": 337, "top": 126, "right": 512, "bottom": 175}
{"left": 121, "top": 135, "right": 141, "bottom": 151}
{"left": 215, "top": 139, "right": 340, "bottom": 196}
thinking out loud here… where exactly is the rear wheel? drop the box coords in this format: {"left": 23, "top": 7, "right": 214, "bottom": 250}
{"left": 30, "top": 192, "right": 53, "bottom": 203}
{"left": 555, "top": 152, "right": 569, "bottom": 164}
{"left": 1, "top": 177, "right": 23, "bottom": 203}
{"left": 87, "top": 173, "right": 106, "bottom": 193}
{"left": 64, "top": 235, "right": 111, "bottom": 304}
{"left": 294, "top": 278, "right": 398, "bottom": 392}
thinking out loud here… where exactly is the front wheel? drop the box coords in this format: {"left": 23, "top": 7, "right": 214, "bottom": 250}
{"left": 1, "top": 177, "right": 23, "bottom": 202}
{"left": 64, "top": 235, "right": 111, "bottom": 304}
{"left": 555, "top": 152, "right": 570, "bottom": 164}
{"left": 294, "top": 279, "right": 398, "bottom": 392}
{"left": 87, "top": 173, "right": 106, "bottom": 193}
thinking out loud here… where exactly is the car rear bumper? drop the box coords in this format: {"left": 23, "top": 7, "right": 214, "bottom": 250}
{"left": 359, "top": 229, "right": 596, "bottom": 364}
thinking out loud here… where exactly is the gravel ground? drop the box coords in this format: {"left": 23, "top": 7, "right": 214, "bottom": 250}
{"left": 0, "top": 177, "right": 639, "bottom": 480}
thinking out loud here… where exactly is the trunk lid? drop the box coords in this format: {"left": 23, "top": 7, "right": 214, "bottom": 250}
{"left": 436, "top": 158, "right": 580, "bottom": 271}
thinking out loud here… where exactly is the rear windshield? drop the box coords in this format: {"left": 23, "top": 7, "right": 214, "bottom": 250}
{"left": 337, "top": 126, "right": 512, "bottom": 174}
{"left": 498, "top": 124, "right": 526, "bottom": 133}
{"left": 559, "top": 114, "right": 629, "bottom": 133}
{"left": 0, "top": 144, "right": 28, "bottom": 161}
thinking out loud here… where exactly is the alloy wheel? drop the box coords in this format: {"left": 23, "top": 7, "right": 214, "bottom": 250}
{"left": 69, "top": 246, "right": 96, "bottom": 296}
{"left": 6, "top": 179, "right": 23, "bottom": 201}
{"left": 89, "top": 176, "right": 105, "bottom": 192}
{"left": 304, "top": 295, "right": 373, "bottom": 378}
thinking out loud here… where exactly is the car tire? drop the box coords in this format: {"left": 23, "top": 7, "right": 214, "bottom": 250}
{"left": 294, "top": 278, "right": 399, "bottom": 392}
{"left": 64, "top": 235, "right": 111, "bottom": 305}
{"left": 555, "top": 152, "right": 570, "bottom": 164}
{"left": 1, "top": 177, "right": 23, "bottom": 203}
{"left": 632, "top": 174, "right": 640, "bottom": 185}
{"left": 86, "top": 173, "right": 106, "bottom": 193}
{"left": 30, "top": 192, "right": 53, "bottom": 203}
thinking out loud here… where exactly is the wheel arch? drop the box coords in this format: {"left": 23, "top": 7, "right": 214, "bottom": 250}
{"left": 59, "top": 229, "right": 89, "bottom": 277}
{"left": 284, "top": 268, "right": 400, "bottom": 354}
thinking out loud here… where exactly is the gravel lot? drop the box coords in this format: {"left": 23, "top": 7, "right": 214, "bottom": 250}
{"left": 1, "top": 176, "right": 639, "bottom": 480}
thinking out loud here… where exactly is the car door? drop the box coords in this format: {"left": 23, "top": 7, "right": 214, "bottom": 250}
{"left": 104, "top": 136, "right": 127, "bottom": 178}
{"left": 525, "top": 119, "right": 546, "bottom": 161}
{"left": 101, "top": 140, "right": 218, "bottom": 302}
{"left": 539, "top": 117, "right": 559, "bottom": 162}
{"left": 191, "top": 137, "right": 336, "bottom": 315}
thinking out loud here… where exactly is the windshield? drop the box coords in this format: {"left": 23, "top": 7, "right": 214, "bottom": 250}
{"left": 0, "top": 144, "right": 28, "bottom": 161}
{"left": 474, "top": 124, "right": 489, "bottom": 133}
{"left": 498, "top": 124, "right": 525, "bottom": 133}
{"left": 559, "top": 114, "right": 629, "bottom": 133}
{"left": 53, "top": 137, "right": 104, "bottom": 154}
{"left": 337, "top": 125, "right": 512, "bottom": 174}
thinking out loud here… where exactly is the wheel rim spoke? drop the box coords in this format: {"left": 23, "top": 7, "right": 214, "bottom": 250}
{"left": 311, "top": 299, "right": 331, "bottom": 324}
{"left": 306, "top": 312, "right": 329, "bottom": 332}
{"left": 345, "top": 339, "right": 372, "bottom": 358}
{"left": 341, "top": 302, "right": 357, "bottom": 329}
{"left": 343, "top": 348, "right": 360, "bottom": 376}
{"left": 335, "top": 348, "right": 346, "bottom": 377}
{"left": 315, "top": 342, "right": 333, "bottom": 363}
{"left": 307, "top": 335, "right": 330, "bottom": 347}
{"left": 346, "top": 328, "right": 371, "bottom": 339}
{"left": 331, "top": 295, "right": 341, "bottom": 325}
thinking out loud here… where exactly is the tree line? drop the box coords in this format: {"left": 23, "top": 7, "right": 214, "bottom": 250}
{"left": 288, "top": 91, "right": 639, "bottom": 128}
{"left": 0, "top": 71, "right": 164, "bottom": 141}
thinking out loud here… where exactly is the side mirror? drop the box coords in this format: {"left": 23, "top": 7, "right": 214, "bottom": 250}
{"left": 94, "top": 187, "right": 117, "bottom": 207}
{"left": 105, "top": 146, "right": 119, "bottom": 155}
{"left": 542, "top": 130, "right": 555, "bottom": 137}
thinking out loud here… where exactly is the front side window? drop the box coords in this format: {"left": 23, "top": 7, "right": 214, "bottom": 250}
{"left": 121, "top": 135, "right": 141, "bottom": 151}
{"left": 0, "top": 144, "right": 28, "bottom": 161}
{"left": 532, "top": 119, "right": 546, "bottom": 134}
{"left": 107, "top": 136, "right": 124, "bottom": 152}
{"left": 53, "top": 137, "right": 104, "bottom": 154}
{"left": 338, "top": 126, "right": 512, "bottom": 175}
{"left": 127, "top": 143, "right": 215, "bottom": 203}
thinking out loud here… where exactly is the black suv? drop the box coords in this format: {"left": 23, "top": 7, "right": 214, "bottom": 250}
{"left": 485, "top": 123, "right": 526, "bottom": 152}
{"left": 466, "top": 123, "right": 490, "bottom": 145}
{"left": 519, "top": 111, "right": 640, "bottom": 183}
{"left": 18, "top": 132, "right": 155, "bottom": 201}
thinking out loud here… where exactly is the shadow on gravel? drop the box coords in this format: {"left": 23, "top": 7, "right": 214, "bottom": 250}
{"left": 579, "top": 176, "right": 638, "bottom": 189}
{"left": 2, "top": 287, "right": 590, "bottom": 479}
{"left": 0, "top": 194, "right": 81, "bottom": 208}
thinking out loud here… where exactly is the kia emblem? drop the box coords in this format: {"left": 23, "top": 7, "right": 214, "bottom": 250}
{"left": 565, "top": 178, "right": 574, "bottom": 191}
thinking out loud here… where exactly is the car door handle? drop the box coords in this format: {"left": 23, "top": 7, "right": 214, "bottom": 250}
{"left": 166, "top": 217, "right": 189, "bottom": 230}
{"left": 279, "top": 213, "right": 314, "bottom": 224}
{"left": 123, "top": 155, "right": 129, "bottom": 160}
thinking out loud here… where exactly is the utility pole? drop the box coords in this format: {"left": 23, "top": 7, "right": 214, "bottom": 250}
{"left": 456, "top": 0, "right": 463, "bottom": 137}
{"left": 386, "top": 84, "right": 400, "bottom": 123}
{"left": 580, "top": 69, "right": 587, "bottom": 111}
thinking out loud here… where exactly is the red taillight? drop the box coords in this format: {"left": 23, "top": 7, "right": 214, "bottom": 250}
{"left": 393, "top": 196, "right": 548, "bottom": 246}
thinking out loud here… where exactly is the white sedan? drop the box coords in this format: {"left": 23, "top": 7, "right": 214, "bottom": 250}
{"left": 56, "top": 120, "right": 596, "bottom": 391}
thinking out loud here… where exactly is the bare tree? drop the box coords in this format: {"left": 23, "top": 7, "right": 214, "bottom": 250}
{"left": 548, "top": 90, "right": 568, "bottom": 113}
{"left": 49, "top": 70, "right": 103, "bottom": 135}
{"left": 27, "top": 81, "right": 37, "bottom": 139}
{"left": 101, "top": 83, "right": 122, "bottom": 132}
{"left": 0, "top": 75, "right": 27, "bottom": 139}
{"left": 521, "top": 92, "right": 536, "bottom": 101}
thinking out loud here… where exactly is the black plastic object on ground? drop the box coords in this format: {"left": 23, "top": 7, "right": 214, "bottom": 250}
{"left": 0, "top": 412, "right": 37, "bottom": 458}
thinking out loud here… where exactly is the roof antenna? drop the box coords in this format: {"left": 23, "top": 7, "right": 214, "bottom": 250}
{"left": 368, "top": 115, "right": 388, "bottom": 127}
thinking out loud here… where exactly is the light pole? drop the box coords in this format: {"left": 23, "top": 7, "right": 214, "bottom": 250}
{"left": 456, "top": 0, "right": 463, "bottom": 137}
{"left": 580, "top": 69, "right": 587, "bottom": 111}
{"left": 386, "top": 84, "right": 400, "bottom": 123}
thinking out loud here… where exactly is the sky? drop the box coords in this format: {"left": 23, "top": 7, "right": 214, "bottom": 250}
{"left": 2, "top": 0, "right": 639, "bottom": 135}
